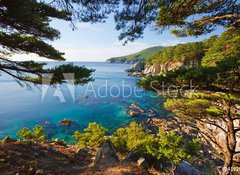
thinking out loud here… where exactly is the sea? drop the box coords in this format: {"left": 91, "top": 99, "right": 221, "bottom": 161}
{"left": 0, "top": 62, "right": 168, "bottom": 143}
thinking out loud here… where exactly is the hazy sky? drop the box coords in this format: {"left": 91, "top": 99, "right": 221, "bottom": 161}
{"left": 12, "top": 15, "right": 225, "bottom": 62}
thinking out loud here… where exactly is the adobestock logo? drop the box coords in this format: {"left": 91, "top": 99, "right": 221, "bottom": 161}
{"left": 41, "top": 73, "right": 75, "bottom": 103}
{"left": 150, "top": 80, "right": 199, "bottom": 98}
{"left": 40, "top": 73, "right": 199, "bottom": 103}
{"left": 41, "top": 73, "right": 145, "bottom": 103}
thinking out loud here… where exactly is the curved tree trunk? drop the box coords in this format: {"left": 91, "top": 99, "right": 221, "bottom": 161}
{"left": 222, "top": 154, "right": 233, "bottom": 175}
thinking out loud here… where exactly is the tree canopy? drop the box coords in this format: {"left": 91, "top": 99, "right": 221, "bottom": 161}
{"left": 165, "top": 92, "right": 240, "bottom": 174}
{"left": 0, "top": 0, "right": 239, "bottom": 84}
{"left": 0, "top": 0, "right": 94, "bottom": 86}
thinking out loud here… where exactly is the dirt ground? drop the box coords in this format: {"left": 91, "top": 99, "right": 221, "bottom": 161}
{"left": 0, "top": 141, "right": 152, "bottom": 175}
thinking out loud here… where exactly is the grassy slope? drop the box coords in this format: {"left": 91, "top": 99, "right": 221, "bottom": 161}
{"left": 106, "top": 46, "right": 165, "bottom": 63}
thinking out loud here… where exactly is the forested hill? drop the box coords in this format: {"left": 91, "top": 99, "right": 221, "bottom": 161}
{"left": 106, "top": 46, "right": 165, "bottom": 63}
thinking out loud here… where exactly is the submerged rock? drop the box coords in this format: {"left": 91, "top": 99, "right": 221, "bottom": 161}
{"left": 128, "top": 103, "right": 157, "bottom": 117}
{"left": 40, "top": 120, "right": 57, "bottom": 136}
{"left": 94, "top": 139, "right": 119, "bottom": 166}
{"left": 128, "top": 109, "right": 141, "bottom": 117}
{"left": 127, "top": 103, "right": 145, "bottom": 117}
{"left": 58, "top": 118, "right": 72, "bottom": 126}
{"left": 129, "top": 103, "right": 144, "bottom": 113}
{"left": 146, "top": 109, "right": 157, "bottom": 117}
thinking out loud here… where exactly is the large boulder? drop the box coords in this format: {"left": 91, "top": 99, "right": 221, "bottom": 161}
{"left": 94, "top": 139, "right": 119, "bottom": 166}
{"left": 174, "top": 161, "right": 203, "bottom": 175}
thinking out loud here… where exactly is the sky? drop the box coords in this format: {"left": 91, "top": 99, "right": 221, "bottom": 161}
{"left": 12, "top": 15, "right": 226, "bottom": 62}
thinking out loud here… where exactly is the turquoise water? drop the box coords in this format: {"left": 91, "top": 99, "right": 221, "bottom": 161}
{"left": 0, "top": 62, "right": 166, "bottom": 143}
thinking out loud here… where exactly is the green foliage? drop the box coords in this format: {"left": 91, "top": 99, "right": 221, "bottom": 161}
{"left": 0, "top": 0, "right": 94, "bottom": 85}
{"left": 17, "top": 125, "right": 47, "bottom": 142}
{"left": 138, "top": 65, "right": 218, "bottom": 91}
{"left": 139, "top": 32, "right": 240, "bottom": 92}
{"left": 202, "top": 28, "right": 240, "bottom": 67}
{"left": 164, "top": 97, "right": 211, "bottom": 120}
{"left": 164, "top": 92, "right": 240, "bottom": 127}
{"left": 164, "top": 91, "right": 240, "bottom": 171}
{"left": 185, "top": 139, "right": 201, "bottom": 156}
{"left": 146, "top": 129, "right": 199, "bottom": 164}
{"left": 45, "top": 63, "right": 95, "bottom": 85}
{"left": 112, "top": 122, "right": 199, "bottom": 165}
{"left": 157, "top": 1, "right": 239, "bottom": 37}
{"left": 149, "top": 42, "right": 204, "bottom": 65}
{"left": 112, "top": 122, "right": 153, "bottom": 152}
{"left": 72, "top": 122, "right": 108, "bottom": 148}
{"left": 0, "top": 0, "right": 70, "bottom": 60}
{"left": 113, "top": 0, "right": 239, "bottom": 42}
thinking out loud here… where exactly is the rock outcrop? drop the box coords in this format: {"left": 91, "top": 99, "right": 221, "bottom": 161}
{"left": 137, "top": 157, "right": 149, "bottom": 169}
{"left": 125, "top": 61, "right": 145, "bottom": 73}
{"left": 127, "top": 104, "right": 157, "bottom": 117}
{"left": 125, "top": 59, "right": 201, "bottom": 77}
{"left": 58, "top": 118, "right": 72, "bottom": 126}
{"left": 174, "top": 161, "right": 203, "bottom": 175}
{"left": 143, "top": 61, "right": 183, "bottom": 75}
{"left": 94, "top": 139, "right": 119, "bottom": 166}
{"left": 2, "top": 136, "right": 16, "bottom": 145}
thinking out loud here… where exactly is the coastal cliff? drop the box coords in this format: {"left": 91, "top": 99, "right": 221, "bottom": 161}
{"left": 143, "top": 61, "right": 183, "bottom": 75}
{"left": 125, "top": 42, "right": 203, "bottom": 76}
{"left": 127, "top": 58, "right": 201, "bottom": 76}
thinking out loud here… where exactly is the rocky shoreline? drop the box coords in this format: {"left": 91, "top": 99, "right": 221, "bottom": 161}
{"left": 124, "top": 58, "right": 201, "bottom": 77}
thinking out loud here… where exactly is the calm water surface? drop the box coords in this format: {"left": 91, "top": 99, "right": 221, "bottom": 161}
{"left": 0, "top": 62, "right": 167, "bottom": 143}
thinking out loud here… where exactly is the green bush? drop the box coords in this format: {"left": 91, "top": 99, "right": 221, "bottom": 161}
{"left": 112, "top": 122, "right": 199, "bottom": 166}
{"left": 111, "top": 122, "right": 153, "bottom": 153}
{"left": 72, "top": 122, "right": 108, "bottom": 148}
{"left": 146, "top": 129, "right": 199, "bottom": 165}
{"left": 17, "top": 125, "right": 47, "bottom": 142}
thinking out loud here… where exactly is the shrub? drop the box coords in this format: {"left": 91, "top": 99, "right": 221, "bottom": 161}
{"left": 17, "top": 125, "right": 47, "bottom": 142}
{"left": 111, "top": 122, "right": 153, "bottom": 153}
{"left": 72, "top": 122, "right": 108, "bottom": 148}
{"left": 112, "top": 122, "right": 199, "bottom": 166}
{"left": 146, "top": 129, "right": 199, "bottom": 165}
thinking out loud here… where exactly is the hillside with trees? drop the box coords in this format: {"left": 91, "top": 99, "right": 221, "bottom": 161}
{"left": 106, "top": 46, "right": 165, "bottom": 63}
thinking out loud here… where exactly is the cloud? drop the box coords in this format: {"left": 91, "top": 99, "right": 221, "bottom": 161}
{"left": 76, "top": 23, "right": 103, "bottom": 33}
